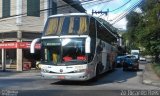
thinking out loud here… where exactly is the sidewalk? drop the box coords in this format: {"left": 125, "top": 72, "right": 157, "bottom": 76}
{"left": 0, "top": 69, "right": 41, "bottom": 78}
{"left": 142, "top": 63, "right": 160, "bottom": 87}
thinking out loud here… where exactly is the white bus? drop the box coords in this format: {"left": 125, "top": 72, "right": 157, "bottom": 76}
{"left": 30, "top": 13, "right": 118, "bottom": 81}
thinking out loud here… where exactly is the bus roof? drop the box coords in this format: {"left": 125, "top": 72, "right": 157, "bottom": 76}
{"left": 48, "top": 13, "right": 90, "bottom": 18}
{"left": 46, "top": 13, "right": 119, "bottom": 42}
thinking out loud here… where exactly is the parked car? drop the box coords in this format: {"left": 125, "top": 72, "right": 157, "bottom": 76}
{"left": 125, "top": 55, "right": 137, "bottom": 59}
{"left": 139, "top": 56, "right": 146, "bottom": 61}
{"left": 115, "top": 56, "right": 126, "bottom": 67}
{"left": 123, "top": 56, "right": 139, "bottom": 71}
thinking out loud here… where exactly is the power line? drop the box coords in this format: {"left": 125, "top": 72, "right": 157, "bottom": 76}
{"left": 0, "top": 0, "right": 142, "bottom": 29}
{"left": 96, "top": 0, "right": 141, "bottom": 25}
{"left": 0, "top": 0, "right": 87, "bottom": 27}
{"left": 111, "top": 0, "right": 143, "bottom": 25}
{"left": 113, "top": 0, "right": 142, "bottom": 24}
{"left": 82, "top": 0, "right": 131, "bottom": 13}
{"left": 82, "top": 0, "right": 114, "bottom": 5}
{"left": 82, "top": 0, "right": 114, "bottom": 7}
{"left": 110, "top": 0, "right": 141, "bottom": 22}
{"left": 92, "top": 0, "right": 132, "bottom": 20}
{"left": 0, "top": 0, "right": 124, "bottom": 21}
{"left": 0, "top": 0, "right": 116, "bottom": 23}
{"left": 109, "top": 0, "right": 131, "bottom": 12}
{"left": 0, "top": 0, "right": 87, "bottom": 21}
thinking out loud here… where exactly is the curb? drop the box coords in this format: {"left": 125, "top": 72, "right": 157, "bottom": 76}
{"left": 142, "top": 80, "right": 160, "bottom": 87}
{"left": 142, "top": 64, "right": 160, "bottom": 87}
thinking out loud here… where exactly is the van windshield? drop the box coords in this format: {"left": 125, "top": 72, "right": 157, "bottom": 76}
{"left": 131, "top": 52, "right": 139, "bottom": 55}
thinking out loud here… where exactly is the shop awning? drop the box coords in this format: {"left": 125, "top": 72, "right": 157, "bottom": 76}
{"left": 0, "top": 42, "right": 41, "bottom": 49}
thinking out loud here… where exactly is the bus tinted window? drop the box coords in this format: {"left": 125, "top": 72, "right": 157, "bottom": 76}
{"left": 44, "top": 16, "right": 88, "bottom": 36}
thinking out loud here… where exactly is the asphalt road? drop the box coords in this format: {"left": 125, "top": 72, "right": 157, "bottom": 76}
{"left": 0, "top": 62, "right": 160, "bottom": 96}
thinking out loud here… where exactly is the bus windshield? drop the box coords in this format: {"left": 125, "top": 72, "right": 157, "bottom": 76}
{"left": 41, "top": 38, "right": 87, "bottom": 65}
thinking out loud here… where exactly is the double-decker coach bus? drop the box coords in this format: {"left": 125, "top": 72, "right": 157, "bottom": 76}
{"left": 30, "top": 13, "right": 118, "bottom": 81}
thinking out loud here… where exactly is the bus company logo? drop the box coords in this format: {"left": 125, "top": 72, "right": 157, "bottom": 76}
{"left": 60, "top": 69, "right": 63, "bottom": 72}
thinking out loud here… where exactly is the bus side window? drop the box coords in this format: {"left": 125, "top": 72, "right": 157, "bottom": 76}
{"left": 88, "top": 17, "right": 96, "bottom": 62}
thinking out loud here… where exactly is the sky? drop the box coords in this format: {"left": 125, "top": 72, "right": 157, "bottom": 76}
{"left": 80, "top": 0, "right": 142, "bottom": 30}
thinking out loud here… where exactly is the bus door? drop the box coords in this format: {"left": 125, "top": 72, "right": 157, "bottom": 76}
{"left": 46, "top": 46, "right": 61, "bottom": 64}
{"left": 101, "top": 41, "right": 108, "bottom": 71}
{"left": 97, "top": 41, "right": 111, "bottom": 71}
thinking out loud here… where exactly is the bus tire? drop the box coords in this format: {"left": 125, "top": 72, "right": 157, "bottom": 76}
{"left": 96, "top": 62, "right": 103, "bottom": 75}
{"left": 96, "top": 65, "right": 100, "bottom": 76}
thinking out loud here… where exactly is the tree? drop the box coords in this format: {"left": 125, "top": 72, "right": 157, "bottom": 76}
{"left": 124, "top": 0, "right": 160, "bottom": 62}
{"left": 123, "top": 11, "right": 141, "bottom": 51}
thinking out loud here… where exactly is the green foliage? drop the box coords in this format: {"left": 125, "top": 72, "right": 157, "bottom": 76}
{"left": 123, "top": 0, "right": 160, "bottom": 62}
{"left": 152, "top": 63, "right": 160, "bottom": 77}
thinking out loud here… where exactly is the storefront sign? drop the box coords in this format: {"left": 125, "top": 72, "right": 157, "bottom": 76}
{"left": 0, "top": 42, "right": 41, "bottom": 49}
{"left": 18, "top": 42, "right": 41, "bottom": 49}
{"left": 0, "top": 42, "right": 17, "bottom": 49}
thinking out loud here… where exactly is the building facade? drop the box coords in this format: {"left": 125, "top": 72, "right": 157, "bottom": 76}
{"left": 0, "top": 0, "right": 85, "bottom": 71}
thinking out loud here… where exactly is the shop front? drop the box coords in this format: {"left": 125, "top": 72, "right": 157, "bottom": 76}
{"left": 0, "top": 42, "right": 41, "bottom": 71}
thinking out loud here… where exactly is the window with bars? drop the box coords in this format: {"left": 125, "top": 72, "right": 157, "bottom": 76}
{"left": 2, "top": 0, "right": 10, "bottom": 18}
{"left": 48, "top": 0, "right": 57, "bottom": 16}
{"left": 27, "top": 0, "right": 40, "bottom": 17}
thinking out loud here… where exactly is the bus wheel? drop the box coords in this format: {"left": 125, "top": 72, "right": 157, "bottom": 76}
{"left": 96, "top": 62, "right": 104, "bottom": 75}
{"left": 96, "top": 63, "right": 101, "bottom": 75}
{"left": 96, "top": 67, "right": 99, "bottom": 76}
{"left": 91, "top": 66, "right": 100, "bottom": 81}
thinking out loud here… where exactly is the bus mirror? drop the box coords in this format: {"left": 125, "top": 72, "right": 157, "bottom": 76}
{"left": 85, "top": 37, "right": 91, "bottom": 53}
{"left": 30, "top": 38, "right": 41, "bottom": 53}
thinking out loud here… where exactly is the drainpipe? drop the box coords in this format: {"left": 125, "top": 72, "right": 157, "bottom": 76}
{"left": 1, "top": 41, "right": 6, "bottom": 72}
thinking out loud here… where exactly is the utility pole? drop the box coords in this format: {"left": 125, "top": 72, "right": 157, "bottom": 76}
{"left": 92, "top": 9, "right": 109, "bottom": 15}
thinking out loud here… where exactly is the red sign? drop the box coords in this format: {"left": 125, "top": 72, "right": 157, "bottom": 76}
{"left": 18, "top": 42, "right": 41, "bottom": 49}
{"left": 0, "top": 42, "right": 17, "bottom": 49}
{"left": 0, "top": 42, "right": 41, "bottom": 49}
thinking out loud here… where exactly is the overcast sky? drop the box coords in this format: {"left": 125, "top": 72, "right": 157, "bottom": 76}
{"left": 80, "top": 0, "right": 142, "bottom": 30}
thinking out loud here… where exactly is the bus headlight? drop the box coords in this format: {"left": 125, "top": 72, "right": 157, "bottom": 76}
{"left": 75, "top": 65, "right": 86, "bottom": 69}
{"left": 75, "top": 69, "right": 86, "bottom": 72}
{"left": 75, "top": 65, "right": 87, "bottom": 72}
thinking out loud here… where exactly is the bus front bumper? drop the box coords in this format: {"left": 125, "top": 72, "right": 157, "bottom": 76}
{"left": 41, "top": 72, "right": 90, "bottom": 81}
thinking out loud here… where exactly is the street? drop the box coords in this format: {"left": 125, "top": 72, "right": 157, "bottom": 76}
{"left": 0, "top": 63, "right": 160, "bottom": 96}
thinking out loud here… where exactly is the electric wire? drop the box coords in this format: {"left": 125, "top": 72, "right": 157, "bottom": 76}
{"left": 81, "top": 0, "right": 114, "bottom": 5}
{"left": 109, "top": 0, "right": 131, "bottom": 12}
{"left": 0, "top": 0, "right": 143, "bottom": 28}
{"left": 111, "top": 0, "right": 143, "bottom": 25}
